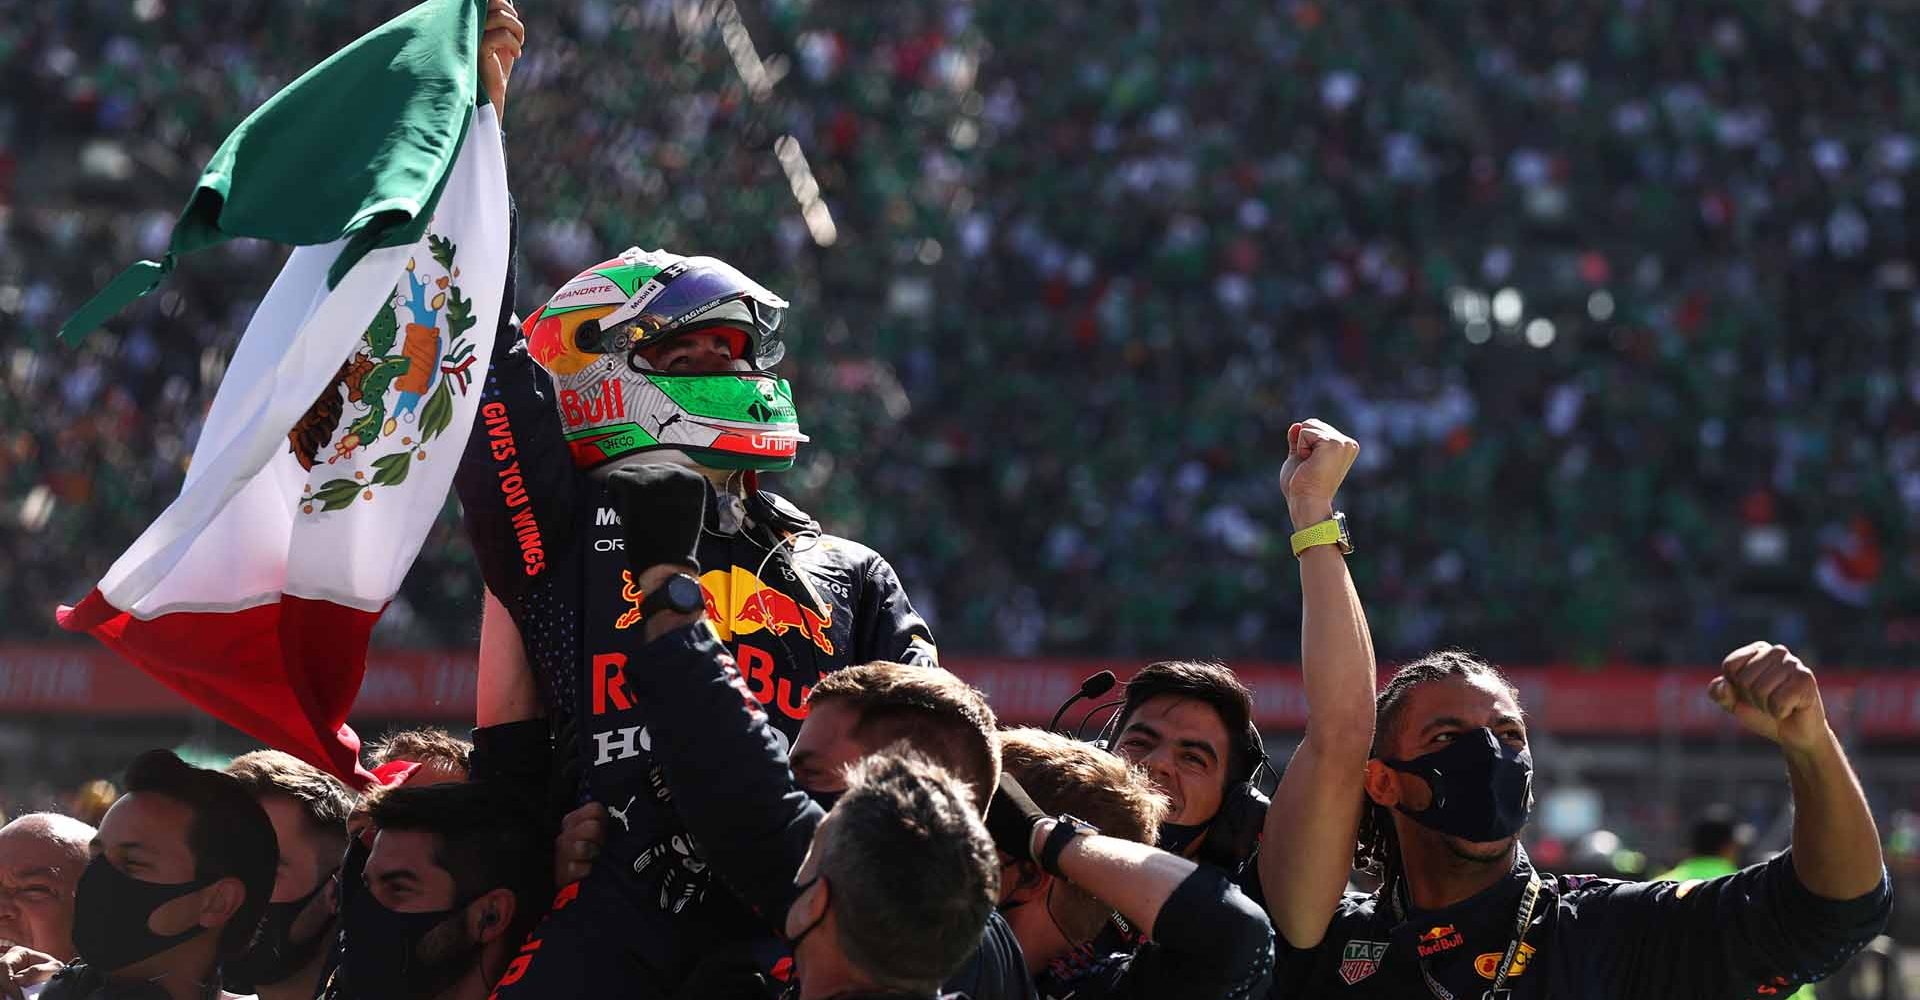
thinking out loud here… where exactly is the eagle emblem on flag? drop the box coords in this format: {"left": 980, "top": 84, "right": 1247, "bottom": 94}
{"left": 292, "top": 233, "right": 481, "bottom": 512}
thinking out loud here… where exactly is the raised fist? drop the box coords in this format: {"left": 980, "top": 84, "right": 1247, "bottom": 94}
{"left": 606, "top": 463, "right": 710, "bottom": 575}
{"left": 1278, "top": 419, "right": 1359, "bottom": 525}
{"left": 1709, "top": 642, "right": 1831, "bottom": 752}
{"left": 481, "top": 0, "right": 525, "bottom": 120}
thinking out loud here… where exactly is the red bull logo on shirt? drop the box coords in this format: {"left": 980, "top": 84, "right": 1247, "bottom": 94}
{"left": 607, "top": 565, "right": 833, "bottom": 721}
{"left": 697, "top": 565, "right": 835, "bottom": 656}
{"left": 612, "top": 566, "right": 834, "bottom": 656}
{"left": 1417, "top": 924, "right": 1465, "bottom": 957}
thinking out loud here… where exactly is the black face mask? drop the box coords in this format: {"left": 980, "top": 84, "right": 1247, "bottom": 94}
{"left": 71, "top": 856, "right": 217, "bottom": 972}
{"left": 222, "top": 871, "right": 337, "bottom": 991}
{"left": 337, "top": 837, "right": 371, "bottom": 910}
{"left": 1155, "top": 820, "right": 1209, "bottom": 857}
{"left": 340, "top": 885, "right": 479, "bottom": 1000}
{"left": 806, "top": 788, "right": 843, "bottom": 814}
{"left": 1384, "top": 727, "right": 1534, "bottom": 844}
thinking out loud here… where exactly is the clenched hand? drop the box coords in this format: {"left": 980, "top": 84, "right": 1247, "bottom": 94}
{"left": 1279, "top": 418, "right": 1359, "bottom": 528}
{"left": 481, "top": 0, "right": 524, "bottom": 120}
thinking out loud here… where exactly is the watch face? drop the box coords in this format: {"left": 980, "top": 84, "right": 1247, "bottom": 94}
{"left": 1333, "top": 511, "right": 1355, "bottom": 554}
{"left": 665, "top": 574, "right": 704, "bottom": 612}
{"left": 1060, "top": 813, "right": 1100, "bottom": 836}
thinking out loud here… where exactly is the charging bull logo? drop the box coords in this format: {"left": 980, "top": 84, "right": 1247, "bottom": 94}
{"left": 613, "top": 567, "right": 834, "bottom": 656}
{"left": 1416, "top": 924, "right": 1464, "bottom": 958}
{"left": 613, "top": 570, "right": 722, "bottom": 630}
{"left": 733, "top": 583, "right": 835, "bottom": 654}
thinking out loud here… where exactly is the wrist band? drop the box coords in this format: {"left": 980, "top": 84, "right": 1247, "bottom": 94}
{"left": 1039, "top": 816, "right": 1091, "bottom": 877}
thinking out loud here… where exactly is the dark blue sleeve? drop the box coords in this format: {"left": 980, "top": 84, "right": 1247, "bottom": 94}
{"left": 1561, "top": 851, "right": 1892, "bottom": 998}
{"left": 853, "top": 550, "right": 938, "bottom": 667}
{"left": 1117, "top": 866, "right": 1276, "bottom": 1000}
{"left": 623, "top": 621, "right": 824, "bottom": 924}
{"left": 470, "top": 719, "right": 552, "bottom": 834}
{"left": 941, "top": 910, "right": 1036, "bottom": 1000}
{"left": 453, "top": 204, "right": 578, "bottom": 610}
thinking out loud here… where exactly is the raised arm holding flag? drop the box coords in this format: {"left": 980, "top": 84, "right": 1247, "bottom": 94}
{"left": 56, "top": 0, "right": 523, "bottom": 789}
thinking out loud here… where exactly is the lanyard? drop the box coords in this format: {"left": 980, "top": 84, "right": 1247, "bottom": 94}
{"left": 1393, "top": 870, "right": 1543, "bottom": 1000}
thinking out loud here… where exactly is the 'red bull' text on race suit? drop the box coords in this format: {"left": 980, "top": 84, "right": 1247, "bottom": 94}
{"left": 454, "top": 297, "right": 937, "bottom": 997}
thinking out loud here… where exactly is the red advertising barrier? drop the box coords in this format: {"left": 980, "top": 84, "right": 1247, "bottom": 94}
{"left": 3, "top": 644, "right": 1918, "bottom": 740}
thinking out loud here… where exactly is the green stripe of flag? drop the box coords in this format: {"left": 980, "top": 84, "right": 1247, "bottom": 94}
{"left": 58, "top": 0, "right": 484, "bottom": 344}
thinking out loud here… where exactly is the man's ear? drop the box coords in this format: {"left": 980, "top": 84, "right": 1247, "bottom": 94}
{"left": 198, "top": 876, "right": 247, "bottom": 929}
{"left": 794, "top": 874, "right": 830, "bottom": 932}
{"left": 1363, "top": 759, "right": 1399, "bottom": 809}
{"left": 1001, "top": 861, "right": 1049, "bottom": 907}
{"left": 469, "top": 887, "right": 518, "bottom": 944}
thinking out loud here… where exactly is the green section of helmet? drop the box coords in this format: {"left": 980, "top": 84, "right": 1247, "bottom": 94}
{"left": 560, "top": 373, "right": 803, "bottom": 472}
{"left": 645, "top": 372, "right": 800, "bottom": 427}
{"left": 562, "top": 420, "right": 658, "bottom": 445}
{"left": 541, "top": 302, "right": 609, "bottom": 317}
{"left": 593, "top": 262, "right": 661, "bottom": 297}
{"left": 563, "top": 421, "right": 660, "bottom": 465}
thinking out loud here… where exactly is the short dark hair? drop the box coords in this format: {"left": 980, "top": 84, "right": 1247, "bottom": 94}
{"left": 365, "top": 782, "right": 551, "bottom": 947}
{"left": 809, "top": 664, "right": 1001, "bottom": 813}
{"left": 819, "top": 749, "right": 998, "bottom": 993}
{"left": 1115, "top": 661, "right": 1263, "bottom": 784}
{"left": 225, "top": 750, "right": 355, "bottom": 845}
{"left": 1689, "top": 806, "right": 1749, "bottom": 858}
{"left": 122, "top": 750, "right": 278, "bottom": 959}
{"left": 1368, "top": 649, "right": 1519, "bottom": 758}
{"left": 1356, "top": 650, "right": 1521, "bottom": 876}
{"left": 999, "top": 728, "right": 1166, "bottom": 939}
{"left": 364, "top": 728, "right": 472, "bottom": 777}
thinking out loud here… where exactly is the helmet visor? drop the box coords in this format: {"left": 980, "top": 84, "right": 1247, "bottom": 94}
{"left": 604, "top": 257, "right": 788, "bottom": 367}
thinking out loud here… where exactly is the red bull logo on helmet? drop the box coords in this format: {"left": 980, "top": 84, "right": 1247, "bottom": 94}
{"left": 559, "top": 377, "right": 626, "bottom": 428}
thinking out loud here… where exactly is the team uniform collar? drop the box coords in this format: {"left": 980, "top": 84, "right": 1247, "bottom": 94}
{"left": 1396, "top": 844, "right": 1537, "bottom": 925}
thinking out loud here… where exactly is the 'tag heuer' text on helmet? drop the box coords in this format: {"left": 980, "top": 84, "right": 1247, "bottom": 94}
{"left": 524, "top": 248, "right": 807, "bottom": 470}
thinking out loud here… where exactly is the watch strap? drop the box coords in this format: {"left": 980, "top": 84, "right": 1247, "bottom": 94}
{"left": 1290, "top": 517, "right": 1343, "bottom": 557}
{"left": 1039, "top": 815, "right": 1094, "bottom": 878}
{"left": 638, "top": 572, "right": 702, "bottom": 620}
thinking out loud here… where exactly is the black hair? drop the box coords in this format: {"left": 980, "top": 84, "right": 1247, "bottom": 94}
{"left": 1689, "top": 807, "right": 1743, "bottom": 857}
{"left": 820, "top": 749, "right": 998, "bottom": 991}
{"left": 366, "top": 781, "right": 552, "bottom": 949}
{"left": 122, "top": 749, "right": 279, "bottom": 960}
{"left": 1354, "top": 651, "right": 1519, "bottom": 881}
{"left": 1114, "top": 661, "right": 1264, "bottom": 785}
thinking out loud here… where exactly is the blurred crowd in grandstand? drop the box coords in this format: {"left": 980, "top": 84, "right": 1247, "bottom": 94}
{"left": 6, "top": 0, "right": 1920, "bottom": 665}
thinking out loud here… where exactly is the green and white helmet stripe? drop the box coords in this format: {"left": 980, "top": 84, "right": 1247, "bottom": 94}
{"left": 535, "top": 247, "right": 805, "bottom": 471}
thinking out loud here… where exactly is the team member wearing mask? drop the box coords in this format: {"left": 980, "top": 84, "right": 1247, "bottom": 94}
{"left": 221, "top": 752, "right": 355, "bottom": 1000}
{"left": 336, "top": 782, "right": 549, "bottom": 1000}
{"left": 43, "top": 750, "right": 277, "bottom": 1000}
{"left": 1272, "top": 643, "right": 1892, "bottom": 999}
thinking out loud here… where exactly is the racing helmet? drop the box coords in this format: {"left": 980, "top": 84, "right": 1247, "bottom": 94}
{"left": 525, "top": 248, "right": 807, "bottom": 471}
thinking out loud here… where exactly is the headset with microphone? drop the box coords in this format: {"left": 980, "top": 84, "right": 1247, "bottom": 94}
{"left": 1048, "top": 669, "right": 1272, "bottom": 875}
{"left": 1047, "top": 670, "right": 1117, "bottom": 733}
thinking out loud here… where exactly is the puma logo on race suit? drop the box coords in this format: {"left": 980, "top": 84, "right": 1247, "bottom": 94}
{"left": 608, "top": 795, "right": 638, "bottom": 833}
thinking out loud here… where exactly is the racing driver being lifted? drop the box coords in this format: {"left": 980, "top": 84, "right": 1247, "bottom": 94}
{"left": 455, "top": 247, "right": 937, "bottom": 997}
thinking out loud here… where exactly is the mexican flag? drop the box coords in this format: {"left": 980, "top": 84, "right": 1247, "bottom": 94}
{"left": 56, "top": 0, "right": 508, "bottom": 788}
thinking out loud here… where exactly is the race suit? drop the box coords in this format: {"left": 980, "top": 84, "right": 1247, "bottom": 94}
{"left": 455, "top": 287, "right": 937, "bottom": 997}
